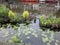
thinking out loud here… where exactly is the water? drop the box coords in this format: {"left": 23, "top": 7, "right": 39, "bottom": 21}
{"left": 0, "top": 16, "right": 60, "bottom": 45}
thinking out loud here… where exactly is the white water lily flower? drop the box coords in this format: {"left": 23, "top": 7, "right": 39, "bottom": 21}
{"left": 34, "top": 34, "right": 38, "bottom": 38}
{"left": 33, "top": 30, "right": 37, "bottom": 33}
{"left": 49, "top": 37, "right": 54, "bottom": 41}
{"left": 4, "top": 34, "right": 8, "bottom": 37}
{"left": 20, "top": 40, "right": 23, "bottom": 43}
{"left": 25, "top": 33, "right": 29, "bottom": 35}
{"left": 25, "top": 43, "right": 31, "bottom": 45}
{"left": 49, "top": 40, "right": 52, "bottom": 43}
{"left": 32, "top": 33, "right": 36, "bottom": 36}
{"left": 18, "top": 30, "right": 21, "bottom": 33}
{"left": 9, "top": 40, "right": 13, "bottom": 43}
{"left": 55, "top": 43, "right": 58, "bottom": 45}
{"left": 29, "top": 28, "right": 34, "bottom": 31}
{"left": 44, "top": 37, "right": 49, "bottom": 41}
{"left": 1, "top": 29, "right": 6, "bottom": 32}
{"left": 27, "top": 36, "right": 30, "bottom": 39}
{"left": 42, "top": 38, "right": 46, "bottom": 42}
{"left": 11, "top": 33, "right": 14, "bottom": 35}
{"left": 38, "top": 29, "right": 42, "bottom": 32}
{"left": 49, "top": 32, "right": 54, "bottom": 41}
{"left": 41, "top": 33, "right": 44, "bottom": 36}
{"left": 17, "top": 33, "right": 21, "bottom": 36}
{"left": 47, "top": 43, "right": 51, "bottom": 45}
{"left": 42, "top": 31, "right": 46, "bottom": 34}
{"left": 28, "top": 31, "right": 31, "bottom": 34}
{"left": 5, "top": 31, "right": 9, "bottom": 35}
{"left": 56, "top": 40, "right": 59, "bottom": 43}
{"left": 51, "top": 38, "right": 54, "bottom": 41}
{"left": 42, "top": 37, "right": 49, "bottom": 42}
{"left": 50, "top": 31, "right": 54, "bottom": 35}
{"left": 0, "top": 28, "right": 5, "bottom": 31}
{"left": 41, "top": 34, "right": 47, "bottom": 37}
{"left": 46, "top": 30, "right": 50, "bottom": 34}
{"left": 22, "top": 31, "right": 25, "bottom": 34}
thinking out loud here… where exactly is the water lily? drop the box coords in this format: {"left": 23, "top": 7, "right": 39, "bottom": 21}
{"left": 12, "top": 36, "right": 20, "bottom": 43}
{"left": 56, "top": 40, "right": 59, "bottom": 43}
{"left": 34, "top": 34, "right": 38, "bottom": 37}
{"left": 28, "top": 31, "right": 31, "bottom": 34}
{"left": 42, "top": 37, "right": 49, "bottom": 42}
{"left": 47, "top": 43, "right": 51, "bottom": 45}
{"left": 27, "top": 36, "right": 30, "bottom": 39}
{"left": 42, "top": 34, "right": 47, "bottom": 37}
{"left": 55, "top": 43, "right": 58, "bottom": 45}
{"left": 25, "top": 33, "right": 29, "bottom": 35}
{"left": 49, "top": 40, "right": 52, "bottom": 43}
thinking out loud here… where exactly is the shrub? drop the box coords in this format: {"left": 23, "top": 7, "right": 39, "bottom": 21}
{"left": 39, "top": 15, "right": 60, "bottom": 27}
{"left": 0, "top": 5, "right": 9, "bottom": 18}
{"left": 22, "top": 10, "right": 29, "bottom": 20}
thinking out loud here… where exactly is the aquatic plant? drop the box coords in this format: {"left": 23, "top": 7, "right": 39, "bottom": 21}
{"left": 12, "top": 36, "right": 21, "bottom": 43}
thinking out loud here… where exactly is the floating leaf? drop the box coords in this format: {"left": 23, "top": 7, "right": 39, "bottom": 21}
{"left": 8, "top": 40, "right": 13, "bottom": 43}
{"left": 47, "top": 43, "right": 51, "bottom": 45}
{"left": 41, "top": 34, "right": 47, "bottom": 37}
{"left": 25, "top": 33, "right": 29, "bottom": 35}
{"left": 55, "top": 43, "right": 58, "bottom": 45}
{"left": 42, "top": 33, "right": 45, "bottom": 36}
{"left": 42, "top": 37, "right": 49, "bottom": 42}
{"left": 27, "top": 36, "right": 30, "bottom": 39}
{"left": 32, "top": 33, "right": 36, "bottom": 36}
{"left": 56, "top": 40, "right": 59, "bottom": 43}
{"left": 42, "top": 31, "right": 46, "bottom": 34}
{"left": 12, "top": 36, "right": 21, "bottom": 43}
{"left": 49, "top": 40, "right": 52, "bottom": 43}
{"left": 34, "top": 34, "right": 38, "bottom": 38}
{"left": 28, "top": 31, "right": 31, "bottom": 34}
{"left": 4, "top": 31, "right": 9, "bottom": 37}
{"left": 42, "top": 38, "right": 46, "bottom": 42}
{"left": 11, "top": 33, "right": 14, "bottom": 35}
{"left": 38, "top": 29, "right": 42, "bottom": 32}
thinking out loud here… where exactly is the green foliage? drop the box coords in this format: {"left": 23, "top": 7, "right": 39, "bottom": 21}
{"left": 9, "top": 13, "right": 21, "bottom": 22}
{"left": 40, "top": 15, "right": 47, "bottom": 25}
{"left": 12, "top": 36, "right": 21, "bottom": 43}
{"left": 0, "top": 5, "right": 21, "bottom": 23}
{"left": 39, "top": 15, "right": 60, "bottom": 26}
{"left": 22, "top": 10, "right": 29, "bottom": 20}
{"left": 0, "top": 5, "right": 9, "bottom": 18}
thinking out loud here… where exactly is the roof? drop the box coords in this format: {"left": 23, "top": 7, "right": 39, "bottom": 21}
{"left": 21, "top": 0, "right": 39, "bottom": 4}
{"left": 46, "top": 0, "right": 58, "bottom": 4}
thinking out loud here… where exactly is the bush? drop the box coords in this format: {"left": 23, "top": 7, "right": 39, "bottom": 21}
{"left": 0, "top": 5, "right": 9, "bottom": 18}
{"left": 0, "top": 5, "right": 21, "bottom": 23}
{"left": 22, "top": 10, "right": 29, "bottom": 20}
{"left": 39, "top": 15, "right": 60, "bottom": 28}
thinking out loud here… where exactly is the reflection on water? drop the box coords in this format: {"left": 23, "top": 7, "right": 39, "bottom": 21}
{"left": 0, "top": 16, "right": 60, "bottom": 45}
